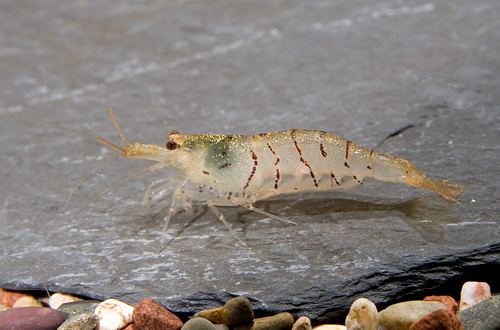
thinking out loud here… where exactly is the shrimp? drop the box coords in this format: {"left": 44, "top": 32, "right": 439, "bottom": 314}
{"left": 97, "top": 107, "right": 464, "bottom": 245}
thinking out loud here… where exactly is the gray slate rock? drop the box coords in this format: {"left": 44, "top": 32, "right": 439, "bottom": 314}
{"left": 0, "top": 0, "right": 499, "bottom": 325}
{"left": 457, "top": 295, "right": 500, "bottom": 330}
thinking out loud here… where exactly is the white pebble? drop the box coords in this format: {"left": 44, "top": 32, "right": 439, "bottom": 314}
{"left": 293, "top": 316, "right": 313, "bottom": 330}
{"left": 95, "top": 299, "right": 134, "bottom": 330}
{"left": 49, "top": 292, "right": 83, "bottom": 309}
{"left": 378, "top": 301, "right": 447, "bottom": 330}
{"left": 12, "top": 296, "right": 43, "bottom": 308}
{"left": 459, "top": 281, "right": 491, "bottom": 311}
{"left": 345, "top": 298, "right": 379, "bottom": 330}
{"left": 313, "top": 325, "right": 347, "bottom": 330}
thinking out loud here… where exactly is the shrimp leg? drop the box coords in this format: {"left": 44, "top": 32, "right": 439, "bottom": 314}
{"left": 231, "top": 197, "right": 297, "bottom": 225}
{"left": 206, "top": 200, "right": 248, "bottom": 248}
{"left": 143, "top": 176, "right": 175, "bottom": 216}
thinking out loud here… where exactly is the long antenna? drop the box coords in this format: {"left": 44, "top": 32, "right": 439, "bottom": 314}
{"left": 108, "top": 106, "right": 128, "bottom": 145}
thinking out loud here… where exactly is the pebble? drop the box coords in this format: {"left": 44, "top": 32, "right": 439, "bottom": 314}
{"left": 214, "top": 325, "right": 230, "bottom": 330}
{"left": 181, "top": 317, "right": 217, "bottom": 330}
{"left": 0, "top": 288, "right": 32, "bottom": 308}
{"left": 292, "top": 316, "right": 313, "bottom": 330}
{"left": 49, "top": 292, "right": 83, "bottom": 309}
{"left": 345, "top": 298, "right": 379, "bottom": 330}
{"left": 423, "top": 296, "right": 458, "bottom": 314}
{"left": 409, "top": 308, "right": 463, "bottom": 330}
{"left": 459, "top": 281, "right": 491, "bottom": 311}
{"left": 233, "top": 312, "right": 294, "bottom": 330}
{"left": 57, "top": 312, "right": 99, "bottom": 330}
{"left": 378, "top": 300, "right": 447, "bottom": 330}
{"left": 457, "top": 294, "right": 500, "bottom": 330}
{"left": 57, "top": 299, "right": 102, "bottom": 320}
{"left": 193, "top": 296, "right": 254, "bottom": 326}
{"left": 312, "top": 325, "right": 347, "bottom": 330}
{"left": 132, "top": 297, "right": 183, "bottom": 330}
{"left": 95, "top": 298, "right": 134, "bottom": 330}
{"left": 0, "top": 306, "right": 65, "bottom": 330}
{"left": 12, "top": 295, "right": 44, "bottom": 308}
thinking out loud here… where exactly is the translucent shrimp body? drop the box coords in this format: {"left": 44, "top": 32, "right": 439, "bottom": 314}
{"left": 100, "top": 108, "right": 464, "bottom": 244}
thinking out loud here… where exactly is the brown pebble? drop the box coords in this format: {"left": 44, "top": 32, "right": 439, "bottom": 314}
{"left": 233, "top": 312, "right": 294, "bottom": 330}
{"left": 409, "top": 309, "right": 464, "bottom": 330}
{"left": 193, "top": 306, "right": 224, "bottom": 324}
{"left": 0, "top": 306, "right": 65, "bottom": 330}
{"left": 132, "top": 298, "right": 183, "bottom": 330}
{"left": 423, "top": 296, "right": 458, "bottom": 314}
{"left": 193, "top": 296, "right": 254, "bottom": 326}
{"left": 0, "top": 288, "right": 32, "bottom": 308}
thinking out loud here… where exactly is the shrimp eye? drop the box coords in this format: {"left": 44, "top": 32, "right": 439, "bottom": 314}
{"left": 165, "top": 140, "right": 178, "bottom": 150}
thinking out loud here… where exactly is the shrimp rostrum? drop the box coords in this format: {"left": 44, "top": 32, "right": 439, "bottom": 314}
{"left": 99, "top": 108, "right": 464, "bottom": 245}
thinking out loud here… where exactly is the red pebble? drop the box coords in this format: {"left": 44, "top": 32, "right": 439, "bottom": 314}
{"left": 0, "top": 307, "right": 65, "bottom": 330}
{"left": 424, "top": 295, "right": 458, "bottom": 314}
{"left": 0, "top": 288, "right": 31, "bottom": 308}
{"left": 132, "top": 298, "right": 183, "bottom": 330}
{"left": 409, "top": 308, "right": 464, "bottom": 330}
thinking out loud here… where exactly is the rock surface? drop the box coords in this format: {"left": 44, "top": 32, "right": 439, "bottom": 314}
{"left": 0, "top": 0, "right": 499, "bottom": 324}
